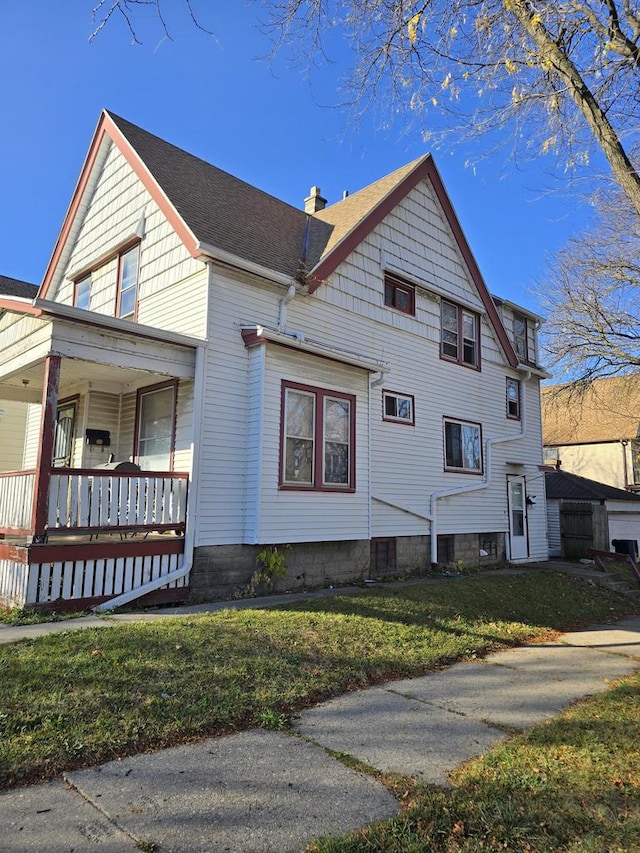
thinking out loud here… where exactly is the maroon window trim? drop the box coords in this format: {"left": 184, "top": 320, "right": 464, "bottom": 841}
{"left": 443, "top": 417, "right": 484, "bottom": 475}
{"left": 279, "top": 380, "right": 356, "bottom": 492}
{"left": 133, "top": 379, "right": 178, "bottom": 472}
{"left": 384, "top": 274, "right": 415, "bottom": 316}
{"left": 382, "top": 389, "right": 415, "bottom": 425}
{"left": 506, "top": 377, "right": 521, "bottom": 420}
{"left": 440, "top": 299, "right": 481, "bottom": 370}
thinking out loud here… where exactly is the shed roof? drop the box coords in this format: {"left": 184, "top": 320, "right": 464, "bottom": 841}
{"left": 0, "top": 274, "right": 38, "bottom": 299}
{"left": 545, "top": 469, "right": 640, "bottom": 502}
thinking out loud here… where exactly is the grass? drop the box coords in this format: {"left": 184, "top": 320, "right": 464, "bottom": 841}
{"left": 0, "top": 572, "right": 638, "bottom": 794}
{"left": 0, "top": 607, "right": 88, "bottom": 626}
{"left": 309, "top": 672, "right": 640, "bottom": 853}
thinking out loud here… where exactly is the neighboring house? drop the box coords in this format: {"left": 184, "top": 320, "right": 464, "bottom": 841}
{"left": 542, "top": 377, "right": 640, "bottom": 492}
{"left": 545, "top": 469, "right": 640, "bottom": 559}
{"left": 0, "top": 110, "right": 549, "bottom": 610}
{"left": 0, "top": 276, "right": 38, "bottom": 472}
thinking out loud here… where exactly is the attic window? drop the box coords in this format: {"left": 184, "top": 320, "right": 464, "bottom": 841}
{"left": 116, "top": 243, "right": 141, "bottom": 319}
{"left": 384, "top": 274, "right": 415, "bottom": 316}
{"left": 74, "top": 275, "right": 91, "bottom": 310}
{"left": 513, "top": 313, "right": 528, "bottom": 361}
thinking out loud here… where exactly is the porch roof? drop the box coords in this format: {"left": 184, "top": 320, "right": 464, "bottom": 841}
{"left": 0, "top": 299, "right": 200, "bottom": 399}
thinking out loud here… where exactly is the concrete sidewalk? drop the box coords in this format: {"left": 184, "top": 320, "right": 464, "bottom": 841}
{"left": 2, "top": 615, "right": 639, "bottom": 853}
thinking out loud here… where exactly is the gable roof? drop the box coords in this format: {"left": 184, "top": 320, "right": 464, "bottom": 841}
{"left": 0, "top": 274, "right": 38, "bottom": 300}
{"left": 39, "top": 110, "right": 518, "bottom": 367}
{"left": 545, "top": 469, "right": 640, "bottom": 502}
{"left": 542, "top": 376, "right": 640, "bottom": 445}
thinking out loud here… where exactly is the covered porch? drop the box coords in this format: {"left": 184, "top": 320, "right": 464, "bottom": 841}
{"left": 0, "top": 300, "right": 201, "bottom": 609}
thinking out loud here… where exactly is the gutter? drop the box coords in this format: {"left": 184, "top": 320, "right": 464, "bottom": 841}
{"left": 93, "top": 342, "right": 207, "bottom": 612}
{"left": 196, "top": 240, "right": 297, "bottom": 289}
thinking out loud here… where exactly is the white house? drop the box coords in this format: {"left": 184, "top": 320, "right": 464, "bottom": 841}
{"left": 0, "top": 111, "right": 549, "bottom": 610}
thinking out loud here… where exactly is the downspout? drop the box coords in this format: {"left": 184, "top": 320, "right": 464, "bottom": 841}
{"left": 93, "top": 342, "right": 207, "bottom": 612}
{"left": 621, "top": 440, "right": 629, "bottom": 488}
{"left": 368, "top": 371, "right": 386, "bottom": 540}
{"left": 429, "top": 371, "right": 531, "bottom": 567}
{"left": 278, "top": 284, "right": 297, "bottom": 332}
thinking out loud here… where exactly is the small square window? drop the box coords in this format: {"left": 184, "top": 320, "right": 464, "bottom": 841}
{"left": 384, "top": 274, "right": 415, "bottom": 315}
{"left": 506, "top": 378, "right": 521, "bottom": 419}
{"left": 382, "top": 390, "right": 415, "bottom": 425}
{"left": 444, "top": 418, "right": 482, "bottom": 473}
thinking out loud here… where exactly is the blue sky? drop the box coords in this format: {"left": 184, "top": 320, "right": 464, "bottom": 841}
{"left": 0, "top": 2, "right": 594, "bottom": 313}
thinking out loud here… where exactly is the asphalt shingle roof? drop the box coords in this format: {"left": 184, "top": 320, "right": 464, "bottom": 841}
{"left": 545, "top": 469, "right": 640, "bottom": 502}
{"left": 542, "top": 376, "right": 640, "bottom": 445}
{"left": 0, "top": 274, "right": 38, "bottom": 299}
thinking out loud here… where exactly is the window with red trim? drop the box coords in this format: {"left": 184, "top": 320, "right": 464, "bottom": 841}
{"left": 117, "top": 244, "right": 141, "bottom": 319}
{"left": 513, "top": 313, "right": 528, "bottom": 361}
{"left": 506, "top": 377, "right": 521, "bottom": 419}
{"left": 441, "top": 300, "right": 480, "bottom": 368}
{"left": 281, "top": 382, "right": 355, "bottom": 490}
{"left": 444, "top": 417, "right": 482, "bottom": 473}
{"left": 384, "top": 274, "right": 415, "bottom": 315}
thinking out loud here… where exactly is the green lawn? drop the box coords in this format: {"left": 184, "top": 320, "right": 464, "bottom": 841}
{"left": 1, "top": 571, "right": 638, "bottom": 803}
{"left": 310, "top": 672, "right": 640, "bottom": 853}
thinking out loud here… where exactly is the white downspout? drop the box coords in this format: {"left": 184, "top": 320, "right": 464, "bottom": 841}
{"left": 429, "top": 371, "right": 531, "bottom": 566}
{"left": 93, "top": 342, "right": 207, "bottom": 612}
{"left": 278, "top": 284, "right": 297, "bottom": 332}
{"left": 368, "top": 371, "right": 386, "bottom": 540}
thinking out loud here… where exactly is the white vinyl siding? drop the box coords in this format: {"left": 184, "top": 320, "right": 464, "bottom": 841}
{"left": 0, "top": 402, "right": 29, "bottom": 472}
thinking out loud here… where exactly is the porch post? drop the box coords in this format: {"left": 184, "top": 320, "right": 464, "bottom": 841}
{"left": 31, "top": 354, "right": 61, "bottom": 542}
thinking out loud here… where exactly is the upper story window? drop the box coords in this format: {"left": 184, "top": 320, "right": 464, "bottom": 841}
{"left": 513, "top": 313, "right": 528, "bottom": 361}
{"left": 117, "top": 243, "right": 141, "bottom": 319}
{"left": 506, "top": 378, "right": 521, "bottom": 420}
{"left": 441, "top": 300, "right": 480, "bottom": 368}
{"left": 74, "top": 276, "right": 91, "bottom": 310}
{"left": 382, "top": 390, "right": 415, "bottom": 425}
{"left": 384, "top": 274, "right": 415, "bottom": 316}
{"left": 444, "top": 417, "right": 482, "bottom": 473}
{"left": 281, "top": 381, "right": 355, "bottom": 491}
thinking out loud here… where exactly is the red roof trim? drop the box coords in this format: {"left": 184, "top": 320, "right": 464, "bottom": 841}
{"left": 40, "top": 111, "right": 201, "bottom": 300}
{"left": 306, "top": 155, "right": 518, "bottom": 369}
{"left": 0, "top": 298, "right": 42, "bottom": 316}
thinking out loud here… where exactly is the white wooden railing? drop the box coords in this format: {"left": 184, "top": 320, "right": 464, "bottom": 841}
{"left": 47, "top": 469, "right": 188, "bottom": 534}
{"left": 0, "top": 470, "right": 35, "bottom": 531}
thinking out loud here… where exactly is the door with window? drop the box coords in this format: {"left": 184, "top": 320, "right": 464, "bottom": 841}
{"left": 136, "top": 383, "right": 176, "bottom": 471}
{"left": 53, "top": 400, "right": 77, "bottom": 467}
{"left": 508, "top": 477, "right": 528, "bottom": 560}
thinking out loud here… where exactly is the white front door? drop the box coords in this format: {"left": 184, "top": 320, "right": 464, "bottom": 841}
{"left": 508, "top": 477, "right": 529, "bottom": 560}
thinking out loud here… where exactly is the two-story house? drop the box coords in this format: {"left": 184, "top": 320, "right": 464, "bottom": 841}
{"left": 0, "top": 111, "right": 549, "bottom": 610}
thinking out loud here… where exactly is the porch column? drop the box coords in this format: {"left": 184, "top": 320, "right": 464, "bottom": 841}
{"left": 31, "top": 354, "right": 61, "bottom": 542}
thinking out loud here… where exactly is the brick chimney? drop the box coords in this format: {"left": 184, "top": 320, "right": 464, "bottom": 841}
{"left": 304, "top": 186, "right": 327, "bottom": 213}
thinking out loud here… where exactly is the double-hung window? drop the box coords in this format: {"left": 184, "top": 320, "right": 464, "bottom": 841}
{"left": 281, "top": 381, "right": 355, "bottom": 490}
{"left": 441, "top": 300, "right": 479, "bottom": 368}
{"left": 506, "top": 378, "right": 521, "bottom": 419}
{"left": 513, "top": 313, "right": 528, "bottom": 361}
{"left": 444, "top": 417, "right": 482, "bottom": 473}
{"left": 117, "top": 243, "right": 141, "bottom": 319}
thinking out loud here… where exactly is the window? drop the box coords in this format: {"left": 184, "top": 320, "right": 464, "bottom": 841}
{"left": 544, "top": 446, "right": 559, "bottom": 467}
{"left": 384, "top": 274, "right": 415, "bottom": 315}
{"left": 506, "top": 378, "right": 521, "bottom": 419}
{"left": 281, "top": 382, "right": 355, "bottom": 490}
{"left": 117, "top": 243, "right": 141, "bottom": 319}
{"left": 53, "top": 399, "right": 77, "bottom": 467}
{"left": 371, "top": 538, "right": 397, "bottom": 574}
{"left": 74, "top": 276, "right": 91, "bottom": 310}
{"left": 382, "top": 390, "right": 415, "bottom": 425}
{"left": 513, "top": 313, "right": 528, "bottom": 361}
{"left": 444, "top": 418, "right": 482, "bottom": 473}
{"left": 135, "top": 382, "right": 176, "bottom": 471}
{"left": 441, "top": 300, "right": 479, "bottom": 368}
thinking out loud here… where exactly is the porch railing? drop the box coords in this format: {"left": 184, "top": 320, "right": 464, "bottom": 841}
{"left": 47, "top": 469, "right": 189, "bottom": 534}
{"left": 0, "top": 470, "right": 36, "bottom": 531}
